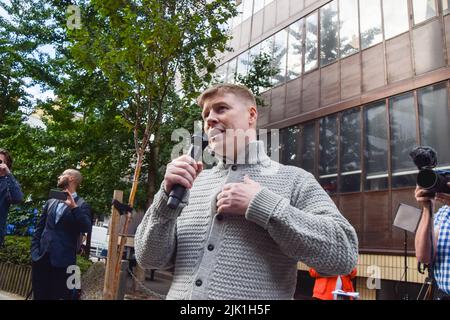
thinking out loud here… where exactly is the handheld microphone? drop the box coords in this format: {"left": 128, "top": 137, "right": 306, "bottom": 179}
{"left": 167, "top": 133, "right": 209, "bottom": 209}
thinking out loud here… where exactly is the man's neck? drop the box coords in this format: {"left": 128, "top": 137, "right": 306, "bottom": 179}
{"left": 67, "top": 186, "right": 77, "bottom": 194}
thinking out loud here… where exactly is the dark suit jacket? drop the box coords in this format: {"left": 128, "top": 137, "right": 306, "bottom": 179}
{"left": 31, "top": 196, "right": 92, "bottom": 268}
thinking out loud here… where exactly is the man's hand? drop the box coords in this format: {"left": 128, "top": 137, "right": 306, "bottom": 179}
{"left": 415, "top": 185, "right": 435, "bottom": 207}
{"left": 163, "top": 155, "right": 203, "bottom": 194}
{"left": 436, "top": 182, "right": 450, "bottom": 206}
{"left": 0, "top": 163, "right": 10, "bottom": 177}
{"left": 216, "top": 175, "right": 262, "bottom": 216}
{"left": 64, "top": 190, "right": 78, "bottom": 209}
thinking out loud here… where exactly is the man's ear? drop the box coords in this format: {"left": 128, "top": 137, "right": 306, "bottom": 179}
{"left": 249, "top": 106, "right": 258, "bottom": 126}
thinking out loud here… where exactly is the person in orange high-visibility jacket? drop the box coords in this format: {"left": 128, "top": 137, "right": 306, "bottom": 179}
{"left": 309, "top": 267, "right": 357, "bottom": 300}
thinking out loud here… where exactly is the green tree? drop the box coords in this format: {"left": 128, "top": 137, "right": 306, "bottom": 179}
{"left": 66, "top": 0, "right": 236, "bottom": 210}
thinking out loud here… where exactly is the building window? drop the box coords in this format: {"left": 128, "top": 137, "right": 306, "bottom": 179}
{"left": 359, "top": 0, "right": 383, "bottom": 49}
{"left": 254, "top": 0, "right": 264, "bottom": 14}
{"left": 272, "top": 29, "right": 288, "bottom": 86}
{"left": 227, "top": 58, "right": 237, "bottom": 83}
{"left": 389, "top": 92, "right": 418, "bottom": 189}
{"left": 281, "top": 126, "right": 301, "bottom": 167}
{"left": 305, "top": 12, "right": 319, "bottom": 72}
{"left": 287, "top": 20, "right": 303, "bottom": 80}
{"left": 418, "top": 83, "right": 450, "bottom": 168}
{"left": 232, "top": 1, "right": 243, "bottom": 28}
{"left": 242, "top": 0, "right": 253, "bottom": 21}
{"left": 364, "top": 101, "right": 389, "bottom": 191}
{"left": 236, "top": 51, "right": 249, "bottom": 78}
{"left": 413, "top": 0, "right": 437, "bottom": 24}
{"left": 443, "top": 0, "right": 450, "bottom": 15}
{"left": 319, "top": 115, "right": 338, "bottom": 195}
{"left": 340, "top": 0, "right": 360, "bottom": 58}
{"left": 320, "top": 0, "right": 339, "bottom": 66}
{"left": 382, "top": 0, "right": 409, "bottom": 40}
{"left": 301, "top": 122, "right": 316, "bottom": 175}
{"left": 340, "top": 108, "right": 362, "bottom": 193}
{"left": 214, "top": 63, "right": 228, "bottom": 84}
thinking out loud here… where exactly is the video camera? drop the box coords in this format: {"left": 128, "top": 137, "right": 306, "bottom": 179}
{"left": 410, "top": 146, "right": 450, "bottom": 195}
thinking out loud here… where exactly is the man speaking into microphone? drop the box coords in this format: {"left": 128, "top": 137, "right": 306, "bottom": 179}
{"left": 135, "top": 84, "right": 358, "bottom": 300}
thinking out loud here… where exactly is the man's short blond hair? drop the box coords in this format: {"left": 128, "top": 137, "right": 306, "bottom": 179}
{"left": 64, "top": 169, "right": 83, "bottom": 188}
{"left": 197, "top": 84, "right": 257, "bottom": 109}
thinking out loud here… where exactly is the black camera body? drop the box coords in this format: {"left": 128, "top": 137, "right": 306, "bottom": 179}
{"left": 417, "top": 169, "right": 450, "bottom": 194}
{"left": 410, "top": 146, "right": 450, "bottom": 195}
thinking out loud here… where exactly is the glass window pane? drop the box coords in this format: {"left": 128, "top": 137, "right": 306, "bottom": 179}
{"left": 281, "top": 126, "right": 301, "bottom": 167}
{"left": 242, "top": 0, "right": 253, "bottom": 21}
{"left": 249, "top": 43, "right": 261, "bottom": 65}
{"left": 214, "top": 64, "right": 228, "bottom": 83}
{"left": 305, "top": 12, "right": 319, "bottom": 72}
{"left": 383, "top": 0, "right": 409, "bottom": 40}
{"left": 390, "top": 92, "right": 418, "bottom": 188}
{"left": 340, "top": 0, "right": 359, "bottom": 58}
{"left": 413, "top": 0, "right": 437, "bottom": 24}
{"left": 320, "top": 0, "right": 339, "bottom": 66}
{"left": 364, "top": 101, "right": 389, "bottom": 191}
{"left": 260, "top": 36, "right": 274, "bottom": 56}
{"left": 319, "top": 115, "right": 338, "bottom": 194}
{"left": 233, "top": 2, "right": 243, "bottom": 28}
{"left": 301, "top": 122, "right": 316, "bottom": 174}
{"left": 443, "top": 0, "right": 450, "bottom": 15}
{"left": 287, "top": 20, "right": 303, "bottom": 80}
{"left": 227, "top": 58, "right": 237, "bottom": 83}
{"left": 360, "top": 0, "right": 383, "bottom": 49}
{"left": 272, "top": 29, "right": 288, "bottom": 86}
{"left": 236, "top": 51, "right": 249, "bottom": 78}
{"left": 254, "top": 0, "right": 264, "bottom": 13}
{"left": 419, "top": 83, "right": 450, "bottom": 168}
{"left": 340, "top": 108, "right": 362, "bottom": 193}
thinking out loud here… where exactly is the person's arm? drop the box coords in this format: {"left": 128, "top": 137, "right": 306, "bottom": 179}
{"left": 72, "top": 204, "right": 92, "bottom": 233}
{"left": 134, "top": 184, "right": 187, "bottom": 270}
{"left": 5, "top": 173, "right": 24, "bottom": 204}
{"left": 414, "top": 187, "right": 438, "bottom": 264}
{"left": 134, "top": 155, "right": 202, "bottom": 270}
{"left": 245, "top": 172, "right": 358, "bottom": 276}
{"left": 64, "top": 193, "right": 92, "bottom": 233}
{"left": 31, "top": 202, "right": 49, "bottom": 255}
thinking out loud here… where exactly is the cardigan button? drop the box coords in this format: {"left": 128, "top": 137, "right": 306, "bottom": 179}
{"left": 207, "top": 244, "right": 215, "bottom": 251}
{"left": 195, "top": 279, "right": 203, "bottom": 287}
{"left": 216, "top": 214, "right": 223, "bottom": 221}
{"left": 231, "top": 165, "right": 238, "bottom": 171}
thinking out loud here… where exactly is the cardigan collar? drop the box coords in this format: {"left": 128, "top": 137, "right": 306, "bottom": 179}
{"left": 215, "top": 140, "right": 271, "bottom": 170}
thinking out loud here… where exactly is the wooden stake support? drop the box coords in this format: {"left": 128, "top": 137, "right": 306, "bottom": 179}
{"left": 103, "top": 190, "right": 123, "bottom": 300}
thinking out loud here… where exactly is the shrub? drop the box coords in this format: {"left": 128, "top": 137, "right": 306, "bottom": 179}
{"left": 0, "top": 235, "right": 32, "bottom": 265}
{"left": 76, "top": 255, "right": 93, "bottom": 274}
{"left": 0, "top": 235, "right": 93, "bottom": 274}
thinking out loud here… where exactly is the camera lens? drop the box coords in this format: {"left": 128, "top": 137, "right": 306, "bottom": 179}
{"left": 0, "top": 160, "right": 3, "bottom": 164}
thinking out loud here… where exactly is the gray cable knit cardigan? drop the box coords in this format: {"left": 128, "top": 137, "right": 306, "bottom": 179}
{"left": 135, "top": 141, "right": 358, "bottom": 300}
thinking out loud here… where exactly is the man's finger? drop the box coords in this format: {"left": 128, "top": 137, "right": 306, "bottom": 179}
{"left": 179, "top": 155, "right": 198, "bottom": 171}
{"left": 216, "top": 198, "right": 229, "bottom": 208}
{"left": 172, "top": 161, "right": 197, "bottom": 178}
{"left": 196, "top": 162, "right": 204, "bottom": 174}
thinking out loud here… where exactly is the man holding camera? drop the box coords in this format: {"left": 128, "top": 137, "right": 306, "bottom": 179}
{"left": 415, "top": 183, "right": 450, "bottom": 300}
{"left": 31, "top": 169, "right": 92, "bottom": 300}
{"left": 0, "top": 149, "right": 24, "bottom": 246}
